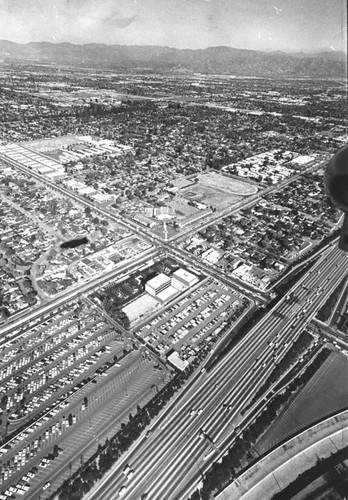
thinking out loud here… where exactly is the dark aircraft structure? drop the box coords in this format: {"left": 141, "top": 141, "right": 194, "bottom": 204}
{"left": 324, "top": 144, "right": 348, "bottom": 251}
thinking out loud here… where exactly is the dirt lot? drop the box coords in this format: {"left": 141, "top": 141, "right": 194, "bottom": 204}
{"left": 21, "top": 135, "right": 86, "bottom": 152}
{"left": 180, "top": 172, "right": 257, "bottom": 209}
{"left": 197, "top": 172, "right": 257, "bottom": 195}
{"left": 182, "top": 184, "right": 242, "bottom": 208}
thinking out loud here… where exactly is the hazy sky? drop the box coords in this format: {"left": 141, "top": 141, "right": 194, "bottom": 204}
{"left": 0, "top": 0, "right": 346, "bottom": 53}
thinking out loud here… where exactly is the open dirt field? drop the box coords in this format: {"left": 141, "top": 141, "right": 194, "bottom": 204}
{"left": 180, "top": 172, "right": 257, "bottom": 209}
{"left": 21, "top": 135, "right": 87, "bottom": 152}
{"left": 197, "top": 172, "right": 258, "bottom": 195}
{"left": 182, "top": 184, "right": 242, "bottom": 208}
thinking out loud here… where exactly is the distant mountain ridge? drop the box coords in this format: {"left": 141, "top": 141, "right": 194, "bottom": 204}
{"left": 0, "top": 40, "right": 346, "bottom": 78}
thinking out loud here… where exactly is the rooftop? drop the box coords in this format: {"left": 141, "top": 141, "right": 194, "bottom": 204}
{"left": 173, "top": 268, "right": 198, "bottom": 283}
{"left": 146, "top": 273, "right": 171, "bottom": 289}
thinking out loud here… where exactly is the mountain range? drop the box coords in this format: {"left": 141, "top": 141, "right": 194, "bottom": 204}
{"left": 0, "top": 40, "right": 346, "bottom": 78}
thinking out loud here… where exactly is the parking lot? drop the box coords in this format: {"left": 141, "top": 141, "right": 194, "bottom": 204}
{"left": 137, "top": 278, "right": 249, "bottom": 363}
{"left": 0, "top": 300, "right": 125, "bottom": 493}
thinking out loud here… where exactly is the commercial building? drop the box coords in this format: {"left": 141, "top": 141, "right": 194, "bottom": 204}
{"left": 145, "top": 273, "right": 172, "bottom": 297}
{"left": 166, "top": 350, "right": 189, "bottom": 371}
{"left": 172, "top": 268, "right": 198, "bottom": 289}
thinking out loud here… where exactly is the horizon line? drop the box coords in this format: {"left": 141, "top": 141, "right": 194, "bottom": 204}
{"left": 0, "top": 38, "right": 346, "bottom": 55}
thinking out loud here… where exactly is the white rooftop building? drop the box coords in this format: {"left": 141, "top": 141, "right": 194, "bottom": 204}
{"left": 167, "top": 351, "right": 189, "bottom": 371}
{"left": 145, "top": 273, "right": 172, "bottom": 297}
{"left": 172, "top": 268, "right": 198, "bottom": 289}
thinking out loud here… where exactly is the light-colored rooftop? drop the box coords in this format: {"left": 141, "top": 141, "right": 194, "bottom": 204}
{"left": 146, "top": 273, "right": 171, "bottom": 290}
{"left": 173, "top": 268, "right": 198, "bottom": 283}
{"left": 122, "top": 293, "right": 159, "bottom": 323}
{"left": 167, "top": 351, "right": 189, "bottom": 371}
{"left": 156, "top": 285, "right": 179, "bottom": 303}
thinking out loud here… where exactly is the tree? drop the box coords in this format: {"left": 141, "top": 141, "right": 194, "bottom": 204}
{"left": 1, "top": 396, "right": 8, "bottom": 410}
{"left": 81, "top": 482, "right": 90, "bottom": 495}
{"left": 59, "top": 489, "right": 70, "bottom": 500}
{"left": 5, "top": 247, "right": 14, "bottom": 256}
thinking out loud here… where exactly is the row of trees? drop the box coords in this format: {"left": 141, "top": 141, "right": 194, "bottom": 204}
{"left": 206, "top": 304, "right": 265, "bottom": 373}
{"left": 243, "top": 330, "right": 314, "bottom": 413}
{"left": 102, "top": 298, "right": 131, "bottom": 329}
{"left": 317, "top": 276, "right": 347, "bottom": 322}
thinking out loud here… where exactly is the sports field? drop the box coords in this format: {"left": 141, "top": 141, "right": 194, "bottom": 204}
{"left": 181, "top": 172, "right": 257, "bottom": 209}
{"left": 197, "top": 172, "right": 258, "bottom": 195}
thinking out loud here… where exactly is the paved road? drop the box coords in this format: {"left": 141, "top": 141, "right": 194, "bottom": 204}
{"left": 85, "top": 246, "right": 347, "bottom": 500}
{"left": 1, "top": 147, "right": 326, "bottom": 307}
{"left": 25, "top": 353, "right": 165, "bottom": 499}
{"left": 0, "top": 147, "right": 342, "bottom": 500}
{"left": 0, "top": 244, "right": 156, "bottom": 339}
{"left": 312, "top": 317, "right": 348, "bottom": 349}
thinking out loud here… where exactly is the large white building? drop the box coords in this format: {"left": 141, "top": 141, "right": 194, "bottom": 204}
{"left": 167, "top": 351, "right": 189, "bottom": 371}
{"left": 145, "top": 268, "right": 199, "bottom": 302}
{"left": 172, "top": 268, "right": 198, "bottom": 290}
{"left": 145, "top": 273, "right": 172, "bottom": 297}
